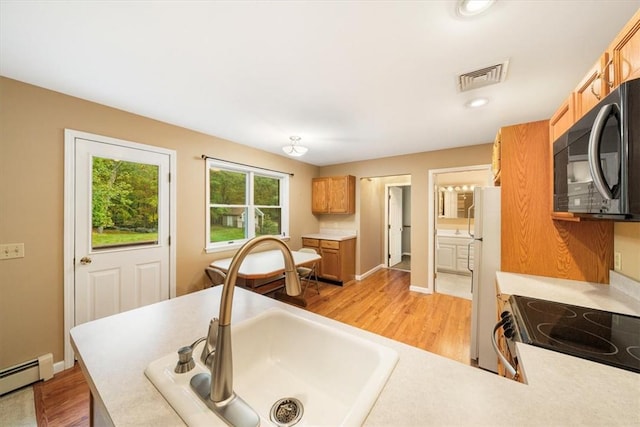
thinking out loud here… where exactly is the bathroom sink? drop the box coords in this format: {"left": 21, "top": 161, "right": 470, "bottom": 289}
{"left": 145, "top": 308, "right": 398, "bottom": 426}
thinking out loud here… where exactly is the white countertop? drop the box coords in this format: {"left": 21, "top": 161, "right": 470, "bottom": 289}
{"left": 302, "top": 228, "right": 356, "bottom": 241}
{"left": 71, "top": 281, "right": 639, "bottom": 426}
{"left": 496, "top": 271, "right": 640, "bottom": 316}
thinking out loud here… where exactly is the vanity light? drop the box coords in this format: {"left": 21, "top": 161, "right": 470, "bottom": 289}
{"left": 282, "top": 136, "right": 308, "bottom": 157}
{"left": 465, "top": 97, "right": 489, "bottom": 108}
{"left": 457, "top": 0, "right": 495, "bottom": 17}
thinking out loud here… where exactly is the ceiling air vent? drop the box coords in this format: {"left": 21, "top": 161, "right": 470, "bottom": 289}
{"left": 457, "top": 60, "right": 509, "bottom": 92}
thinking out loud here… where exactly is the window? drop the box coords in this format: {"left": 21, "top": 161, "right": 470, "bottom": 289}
{"left": 206, "top": 159, "right": 289, "bottom": 252}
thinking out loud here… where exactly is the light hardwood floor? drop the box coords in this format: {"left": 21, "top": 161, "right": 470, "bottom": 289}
{"left": 33, "top": 268, "right": 471, "bottom": 426}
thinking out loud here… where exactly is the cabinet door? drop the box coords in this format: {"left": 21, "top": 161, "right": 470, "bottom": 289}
{"left": 311, "top": 178, "right": 329, "bottom": 214}
{"left": 610, "top": 9, "right": 640, "bottom": 87}
{"left": 549, "top": 94, "right": 574, "bottom": 143}
{"left": 575, "top": 54, "right": 610, "bottom": 120}
{"left": 320, "top": 248, "right": 340, "bottom": 281}
{"left": 436, "top": 244, "right": 456, "bottom": 271}
{"left": 328, "top": 176, "right": 355, "bottom": 214}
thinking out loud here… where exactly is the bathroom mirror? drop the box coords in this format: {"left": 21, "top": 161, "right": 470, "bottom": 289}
{"left": 438, "top": 190, "right": 474, "bottom": 218}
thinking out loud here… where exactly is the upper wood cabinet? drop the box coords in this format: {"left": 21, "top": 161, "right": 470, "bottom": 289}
{"left": 312, "top": 175, "right": 355, "bottom": 214}
{"left": 492, "top": 129, "right": 501, "bottom": 185}
{"left": 574, "top": 54, "right": 611, "bottom": 121}
{"left": 500, "top": 120, "right": 613, "bottom": 284}
{"left": 549, "top": 10, "right": 639, "bottom": 139}
{"left": 609, "top": 8, "right": 640, "bottom": 87}
{"left": 549, "top": 94, "right": 574, "bottom": 143}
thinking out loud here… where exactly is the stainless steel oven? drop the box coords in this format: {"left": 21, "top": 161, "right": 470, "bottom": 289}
{"left": 494, "top": 295, "right": 640, "bottom": 379}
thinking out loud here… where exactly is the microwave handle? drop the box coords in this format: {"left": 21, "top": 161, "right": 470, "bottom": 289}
{"left": 588, "top": 102, "right": 618, "bottom": 200}
{"left": 492, "top": 318, "right": 517, "bottom": 378}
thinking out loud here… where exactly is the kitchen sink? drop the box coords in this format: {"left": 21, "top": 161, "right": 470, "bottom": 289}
{"left": 145, "top": 307, "right": 398, "bottom": 426}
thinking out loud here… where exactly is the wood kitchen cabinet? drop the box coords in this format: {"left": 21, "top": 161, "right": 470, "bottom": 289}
{"left": 549, "top": 94, "right": 574, "bottom": 144}
{"left": 549, "top": 10, "right": 639, "bottom": 142}
{"left": 311, "top": 175, "right": 356, "bottom": 214}
{"left": 574, "top": 54, "right": 611, "bottom": 121}
{"left": 500, "top": 120, "right": 613, "bottom": 283}
{"left": 491, "top": 129, "right": 501, "bottom": 185}
{"left": 302, "top": 237, "right": 356, "bottom": 284}
{"left": 609, "top": 8, "right": 640, "bottom": 88}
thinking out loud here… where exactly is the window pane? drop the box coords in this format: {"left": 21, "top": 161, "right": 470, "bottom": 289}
{"left": 254, "top": 207, "right": 281, "bottom": 236}
{"left": 92, "top": 157, "right": 159, "bottom": 249}
{"left": 210, "top": 169, "right": 246, "bottom": 204}
{"left": 254, "top": 175, "right": 280, "bottom": 206}
{"left": 210, "top": 207, "right": 248, "bottom": 243}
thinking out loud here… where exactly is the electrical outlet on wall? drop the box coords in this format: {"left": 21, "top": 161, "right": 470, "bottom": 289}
{"left": 614, "top": 252, "right": 622, "bottom": 270}
{"left": 1, "top": 243, "right": 25, "bottom": 260}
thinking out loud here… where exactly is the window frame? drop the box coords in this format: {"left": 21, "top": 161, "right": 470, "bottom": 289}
{"left": 205, "top": 159, "right": 289, "bottom": 253}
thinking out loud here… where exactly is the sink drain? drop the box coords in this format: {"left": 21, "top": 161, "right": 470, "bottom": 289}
{"left": 270, "top": 397, "right": 303, "bottom": 427}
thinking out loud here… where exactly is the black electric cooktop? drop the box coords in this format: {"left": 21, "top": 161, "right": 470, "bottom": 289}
{"left": 510, "top": 295, "right": 640, "bottom": 373}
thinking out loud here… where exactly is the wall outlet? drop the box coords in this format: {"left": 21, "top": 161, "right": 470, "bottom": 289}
{"left": 1, "top": 243, "right": 25, "bottom": 260}
{"left": 614, "top": 252, "right": 622, "bottom": 270}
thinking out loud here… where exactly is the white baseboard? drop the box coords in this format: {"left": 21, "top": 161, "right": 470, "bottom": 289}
{"left": 356, "top": 264, "right": 385, "bottom": 281}
{"left": 53, "top": 361, "right": 66, "bottom": 375}
{"left": 410, "top": 285, "right": 432, "bottom": 294}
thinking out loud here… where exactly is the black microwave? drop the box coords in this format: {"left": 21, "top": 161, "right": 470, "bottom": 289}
{"left": 553, "top": 78, "right": 639, "bottom": 221}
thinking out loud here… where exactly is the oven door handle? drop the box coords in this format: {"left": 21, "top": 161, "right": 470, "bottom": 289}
{"left": 492, "top": 318, "right": 517, "bottom": 378}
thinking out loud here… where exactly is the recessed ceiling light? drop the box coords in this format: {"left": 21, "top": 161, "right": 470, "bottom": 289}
{"left": 466, "top": 98, "right": 489, "bottom": 108}
{"left": 457, "top": 0, "right": 496, "bottom": 17}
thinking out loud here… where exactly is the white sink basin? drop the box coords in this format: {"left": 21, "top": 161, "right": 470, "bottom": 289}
{"left": 145, "top": 308, "right": 398, "bottom": 426}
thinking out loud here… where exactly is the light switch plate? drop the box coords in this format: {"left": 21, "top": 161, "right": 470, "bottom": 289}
{"left": 1, "top": 243, "right": 25, "bottom": 260}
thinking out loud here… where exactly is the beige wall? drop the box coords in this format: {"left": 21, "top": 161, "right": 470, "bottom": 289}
{"left": 318, "top": 145, "right": 494, "bottom": 288}
{"left": 3, "top": 76, "right": 637, "bottom": 371}
{"left": 0, "top": 77, "right": 320, "bottom": 368}
{"left": 614, "top": 223, "right": 640, "bottom": 281}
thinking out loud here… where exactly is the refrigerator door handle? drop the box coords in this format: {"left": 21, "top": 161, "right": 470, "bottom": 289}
{"left": 467, "top": 241, "right": 474, "bottom": 292}
{"left": 467, "top": 204, "right": 475, "bottom": 238}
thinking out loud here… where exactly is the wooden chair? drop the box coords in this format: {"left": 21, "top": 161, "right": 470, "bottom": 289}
{"left": 205, "top": 266, "right": 227, "bottom": 288}
{"left": 297, "top": 248, "right": 320, "bottom": 296}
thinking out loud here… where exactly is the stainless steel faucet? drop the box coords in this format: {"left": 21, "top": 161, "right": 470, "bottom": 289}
{"left": 190, "top": 236, "right": 302, "bottom": 427}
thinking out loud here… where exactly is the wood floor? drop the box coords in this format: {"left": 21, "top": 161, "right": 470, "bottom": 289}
{"left": 33, "top": 268, "right": 470, "bottom": 426}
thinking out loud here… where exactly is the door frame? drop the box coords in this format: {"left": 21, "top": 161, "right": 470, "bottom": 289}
{"left": 384, "top": 182, "right": 410, "bottom": 269}
{"left": 427, "top": 164, "right": 491, "bottom": 294}
{"left": 63, "top": 129, "right": 177, "bottom": 369}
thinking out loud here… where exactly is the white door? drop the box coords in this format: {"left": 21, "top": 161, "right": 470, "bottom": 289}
{"left": 388, "top": 186, "right": 403, "bottom": 266}
{"left": 74, "top": 137, "right": 171, "bottom": 325}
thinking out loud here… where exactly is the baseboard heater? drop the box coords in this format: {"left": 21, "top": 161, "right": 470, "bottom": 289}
{"left": 0, "top": 353, "right": 54, "bottom": 395}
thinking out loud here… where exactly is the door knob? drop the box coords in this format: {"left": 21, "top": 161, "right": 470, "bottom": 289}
{"left": 80, "top": 256, "right": 92, "bottom": 265}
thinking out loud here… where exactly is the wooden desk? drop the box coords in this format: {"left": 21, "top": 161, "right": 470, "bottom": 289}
{"left": 210, "top": 249, "right": 321, "bottom": 304}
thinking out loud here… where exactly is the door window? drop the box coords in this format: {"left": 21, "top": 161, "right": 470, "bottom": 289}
{"left": 91, "top": 157, "right": 160, "bottom": 250}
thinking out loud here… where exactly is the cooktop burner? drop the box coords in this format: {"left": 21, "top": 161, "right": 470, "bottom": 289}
{"left": 510, "top": 295, "right": 640, "bottom": 373}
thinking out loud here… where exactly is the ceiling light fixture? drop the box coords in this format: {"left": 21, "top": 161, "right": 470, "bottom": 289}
{"left": 465, "top": 97, "right": 489, "bottom": 108}
{"left": 457, "top": 0, "right": 495, "bottom": 17}
{"left": 282, "top": 136, "right": 308, "bottom": 157}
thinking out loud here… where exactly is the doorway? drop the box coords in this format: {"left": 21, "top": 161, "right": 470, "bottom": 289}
{"left": 63, "top": 130, "right": 177, "bottom": 369}
{"left": 427, "top": 165, "right": 491, "bottom": 297}
{"left": 385, "top": 181, "right": 411, "bottom": 272}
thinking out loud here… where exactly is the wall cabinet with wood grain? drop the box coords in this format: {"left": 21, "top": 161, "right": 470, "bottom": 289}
{"left": 500, "top": 120, "right": 613, "bottom": 284}
{"left": 312, "top": 175, "right": 356, "bottom": 214}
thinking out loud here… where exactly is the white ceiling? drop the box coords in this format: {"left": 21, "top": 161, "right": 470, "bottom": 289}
{"left": 1, "top": 1, "right": 639, "bottom": 166}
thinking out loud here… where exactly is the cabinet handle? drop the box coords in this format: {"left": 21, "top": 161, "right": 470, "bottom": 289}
{"left": 590, "top": 80, "right": 602, "bottom": 101}
{"left": 590, "top": 59, "right": 614, "bottom": 101}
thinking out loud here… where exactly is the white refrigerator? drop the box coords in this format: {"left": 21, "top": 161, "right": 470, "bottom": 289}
{"left": 469, "top": 186, "right": 501, "bottom": 373}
